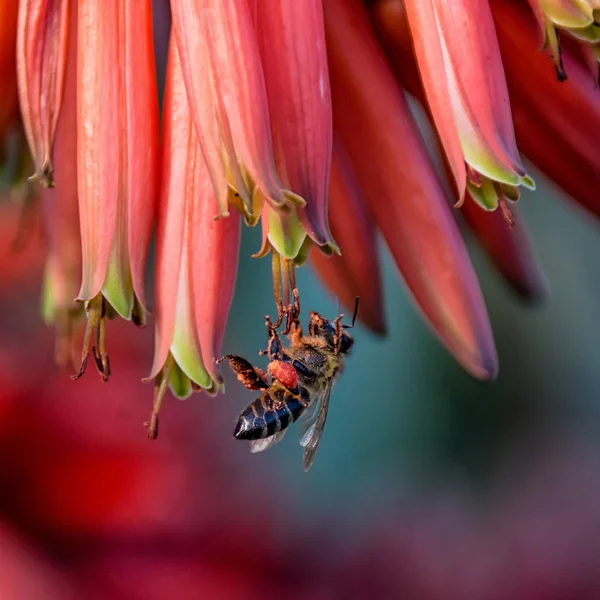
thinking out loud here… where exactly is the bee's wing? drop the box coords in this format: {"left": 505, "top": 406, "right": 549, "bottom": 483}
{"left": 298, "top": 396, "right": 321, "bottom": 445}
{"left": 299, "top": 379, "right": 333, "bottom": 472}
{"left": 249, "top": 429, "right": 288, "bottom": 454}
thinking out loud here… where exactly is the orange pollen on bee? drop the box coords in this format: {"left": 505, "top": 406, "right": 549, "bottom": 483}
{"left": 268, "top": 360, "right": 298, "bottom": 389}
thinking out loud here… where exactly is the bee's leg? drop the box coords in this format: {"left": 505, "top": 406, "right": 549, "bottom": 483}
{"left": 216, "top": 354, "right": 269, "bottom": 390}
{"left": 308, "top": 310, "right": 326, "bottom": 336}
{"left": 332, "top": 315, "right": 344, "bottom": 355}
{"left": 283, "top": 288, "right": 302, "bottom": 336}
{"left": 269, "top": 299, "right": 286, "bottom": 330}
{"left": 261, "top": 300, "right": 285, "bottom": 337}
{"left": 259, "top": 320, "right": 285, "bottom": 361}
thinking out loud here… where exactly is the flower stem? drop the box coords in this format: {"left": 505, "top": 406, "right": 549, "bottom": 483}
{"left": 146, "top": 352, "right": 175, "bottom": 440}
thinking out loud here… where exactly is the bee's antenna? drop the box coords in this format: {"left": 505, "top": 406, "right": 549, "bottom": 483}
{"left": 343, "top": 297, "right": 360, "bottom": 329}
{"left": 335, "top": 296, "right": 341, "bottom": 316}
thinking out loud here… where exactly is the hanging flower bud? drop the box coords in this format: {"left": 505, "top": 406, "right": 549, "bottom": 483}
{"left": 252, "top": 0, "right": 337, "bottom": 255}
{"left": 403, "top": 0, "right": 535, "bottom": 212}
{"left": 40, "top": 0, "right": 83, "bottom": 367}
{"left": 169, "top": 0, "right": 303, "bottom": 224}
{"left": 74, "top": 0, "right": 159, "bottom": 382}
{"left": 16, "top": 0, "right": 70, "bottom": 187}
{"left": 145, "top": 38, "right": 240, "bottom": 440}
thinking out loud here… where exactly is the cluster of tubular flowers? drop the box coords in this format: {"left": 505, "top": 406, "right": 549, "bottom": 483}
{"left": 2, "top": 0, "right": 600, "bottom": 436}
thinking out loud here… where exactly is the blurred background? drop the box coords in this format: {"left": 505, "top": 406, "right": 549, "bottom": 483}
{"left": 2, "top": 173, "right": 600, "bottom": 599}
{"left": 3, "top": 1, "right": 600, "bottom": 598}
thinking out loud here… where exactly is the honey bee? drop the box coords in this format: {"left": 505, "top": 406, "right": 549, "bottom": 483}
{"left": 217, "top": 290, "right": 358, "bottom": 471}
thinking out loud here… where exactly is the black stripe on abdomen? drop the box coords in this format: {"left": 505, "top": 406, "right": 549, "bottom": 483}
{"left": 234, "top": 386, "right": 309, "bottom": 441}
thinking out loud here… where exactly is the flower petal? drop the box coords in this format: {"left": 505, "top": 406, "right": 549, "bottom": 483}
{"left": 310, "top": 138, "right": 386, "bottom": 335}
{"left": 191, "top": 164, "right": 241, "bottom": 387}
{"left": 325, "top": 0, "right": 498, "bottom": 380}
{"left": 124, "top": 0, "right": 159, "bottom": 314}
{"left": 401, "top": 0, "right": 466, "bottom": 202}
{"left": 16, "top": 0, "right": 69, "bottom": 186}
{"left": 170, "top": 0, "right": 287, "bottom": 217}
{"left": 149, "top": 37, "right": 202, "bottom": 383}
{"left": 76, "top": 0, "right": 118, "bottom": 305}
{"left": 253, "top": 0, "right": 336, "bottom": 250}
{"left": 76, "top": 0, "right": 158, "bottom": 318}
{"left": 150, "top": 36, "right": 236, "bottom": 394}
{"left": 405, "top": 0, "right": 533, "bottom": 197}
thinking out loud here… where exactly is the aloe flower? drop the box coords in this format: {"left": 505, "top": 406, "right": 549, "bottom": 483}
{"left": 4, "top": 0, "right": 600, "bottom": 435}
{"left": 403, "top": 0, "right": 535, "bottom": 213}
{"left": 146, "top": 38, "right": 240, "bottom": 438}
{"left": 252, "top": 0, "right": 338, "bottom": 260}
{"left": 170, "top": 0, "right": 299, "bottom": 222}
{"left": 16, "top": 0, "right": 69, "bottom": 187}
{"left": 74, "top": 0, "right": 159, "bottom": 381}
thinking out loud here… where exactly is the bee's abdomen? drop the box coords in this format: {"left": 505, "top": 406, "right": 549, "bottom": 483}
{"left": 234, "top": 386, "right": 309, "bottom": 440}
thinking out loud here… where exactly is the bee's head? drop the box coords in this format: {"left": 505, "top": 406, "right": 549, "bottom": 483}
{"left": 310, "top": 297, "right": 359, "bottom": 355}
{"left": 322, "top": 320, "right": 354, "bottom": 354}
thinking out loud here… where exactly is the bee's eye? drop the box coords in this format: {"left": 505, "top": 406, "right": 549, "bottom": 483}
{"left": 340, "top": 333, "right": 354, "bottom": 354}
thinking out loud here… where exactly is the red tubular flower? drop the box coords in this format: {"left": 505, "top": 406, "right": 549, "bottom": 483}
{"left": 40, "top": 0, "right": 83, "bottom": 367}
{"left": 403, "top": 0, "right": 535, "bottom": 212}
{"left": 16, "top": 0, "right": 69, "bottom": 187}
{"left": 252, "top": 0, "right": 337, "bottom": 255}
{"left": 169, "top": 0, "right": 301, "bottom": 223}
{"left": 75, "top": 0, "right": 159, "bottom": 381}
{"left": 146, "top": 37, "right": 240, "bottom": 439}
{"left": 370, "top": 0, "right": 549, "bottom": 303}
{"left": 310, "top": 139, "right": 386, "bottom": 334}
{"left": 324, "top": 0, "right": 497, "bottom": 380}
{"left": 493, "top": 0, "right": 600, "bottom": 221}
